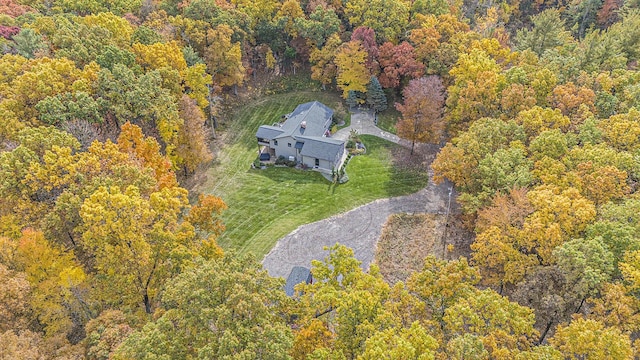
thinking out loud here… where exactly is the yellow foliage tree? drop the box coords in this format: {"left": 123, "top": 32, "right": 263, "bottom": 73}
{"left": 205, "top": 24, "right": 245, "bottom": 89}
{"left": 334, "top": 40, "right": 370, "bottom": 98}
{"left": 132, "top": 41, "right": 188, "bottom": 72}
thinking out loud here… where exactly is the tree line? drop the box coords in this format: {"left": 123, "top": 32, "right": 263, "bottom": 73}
{"left": 2, "top": 0, "right": 640, "bottom": 358}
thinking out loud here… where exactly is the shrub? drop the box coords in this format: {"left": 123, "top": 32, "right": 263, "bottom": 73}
{"left": 275, "top": 155, "right": 286, "bottom": 165}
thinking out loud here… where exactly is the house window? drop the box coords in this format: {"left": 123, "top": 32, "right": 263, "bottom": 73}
{"left": 315, "top": 158, "right": 320, "bottom": 167}
{"left": 288, "top": 143, "right": 292, "bottom": 147}
{"left": 274, "top": 140, "right": 278, "bottom": 146}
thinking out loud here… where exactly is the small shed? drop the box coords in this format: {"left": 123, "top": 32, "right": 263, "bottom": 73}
{"left": 284, "top": 266, "right": 312, "bottom": 297}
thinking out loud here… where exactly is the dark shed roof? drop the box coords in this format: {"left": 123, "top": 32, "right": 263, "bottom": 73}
{"left": 284, "top": 266, "right": 312, "bottom": 297}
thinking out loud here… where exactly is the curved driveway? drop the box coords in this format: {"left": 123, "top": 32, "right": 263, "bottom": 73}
{"left": 262, "top": 110, "right": 455, "bottom": 278}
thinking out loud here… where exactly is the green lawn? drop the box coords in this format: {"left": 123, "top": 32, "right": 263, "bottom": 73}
{"left": 195, "top": 91, "right": 428, "bottom": 257}
{"left": 375, "top": 107, "right": 401, "bottom": 134}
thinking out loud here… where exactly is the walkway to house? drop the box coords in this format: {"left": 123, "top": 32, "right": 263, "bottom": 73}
{"left": 332, "top": 109, "right": 410, "bottom": 147}
{"left": 262, "top": 109, "right": 455, "bottom": 279}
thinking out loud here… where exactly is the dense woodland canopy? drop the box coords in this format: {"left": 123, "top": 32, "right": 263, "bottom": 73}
{"left": 2, "top": 0, "right": 640, "bottom": 358}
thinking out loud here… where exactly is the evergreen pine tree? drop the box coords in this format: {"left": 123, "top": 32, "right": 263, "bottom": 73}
{"left": 346, "top": 90, "right": 359, "bottom": 109}
{"left": 366, "top": 76, "right": 388, "bottom": 113}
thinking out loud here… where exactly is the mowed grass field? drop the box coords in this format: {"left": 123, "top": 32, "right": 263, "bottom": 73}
{"left": 195, "top": 91, "right": 429, "bottom": 258}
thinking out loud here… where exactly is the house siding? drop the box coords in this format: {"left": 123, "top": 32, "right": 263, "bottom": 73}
{"left": 271, "top": 136, "right": 298, "bottom": 159}
{"left": 302, "top": 156, "right": 333, "bottom": 171}
{"left": 256, "top": 102, "right": 346, "bottom": 172}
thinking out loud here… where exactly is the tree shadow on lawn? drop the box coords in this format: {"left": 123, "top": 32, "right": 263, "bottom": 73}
{"left": 385, "top": 143, "right": 435, "bottom": 197}
{"left": 250, "top": 166, "right": 329, "bottom": 186}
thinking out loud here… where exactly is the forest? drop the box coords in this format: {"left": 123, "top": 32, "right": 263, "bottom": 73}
{"left": 2, "top": 0, "right": 640, "bottom": 358}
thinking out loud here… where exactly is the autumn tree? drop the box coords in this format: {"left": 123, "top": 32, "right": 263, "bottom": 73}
{"left": 0, "top": 263, "right": 30, "bottom": 332}
{"left": 131, "top": 41, "right": 188, "bottom": 72}
{"left": 598, "top": 108, "right": 640, "bottom": 152}
{"left": 358, "top": 322, "right": 438, "bottom": 360}
{"left": 293, "top": 244, "right": 391, "bottom": 359}
{"left": 83, "top": 310, "right": 133, "bottom": 360}
{"left": 0, "top": 329, "right": 47, "bottom": 360}
{"left": 1, "top": 229, "right": 89, "bottom": 340}
{"left": 521, "top": 185, "right": 596, "bottom": 263}
{"left": 351, "top": 26, "right": 379, "bottom": 74}
{"left": 0, "top": 0, "right": 33, "bottom": 17}
{"left": 514, "top": 106, "right": 570, "bottom": 140}
{"left": 310, "top": 33, "right": 341, "bottom": 90}
{"left": 431, "top": 118, "right": 526, "bottom": 195}
{"left": 2, "top": 57, "right": 82, "bottom": 124}
{"left": 204, "top": 24, "right": 245, "bottom": 91}
{"left": 446, "top": 48, "right": 504, "bottom": 133}
{"left": 500, "top": 83, "right": 537, "bottom": 118}
{"left": 334, "top": 40, "right": 370, "bottom": 98}
{"left": 114, "top": 255, "right": 293, "bottom": 359}
{"left": 407, "top": 256, "right": 480, "bottom": 328}
{"left": 443, "top": 289, "right": 538, "bottom": 358}
{"left": 79, "top": 185, "right": 192, "bottom": 314}
{"left": 409, "top": 13, "right": 471, "bottom": 77}
{"left": 344, "top": 0, "right": 409, "bottom": 43}
{"left": 549, "top": 82, "right": 596, "bottom": 121}
{"left": 587, "top": 283, "right": 640, "bottom": 339}
{"left": 174, "top": 95, "right": 213, "bottom": 175}
{"left": 550, "top": 318, "right": 633, "bottom": 359}
{"left": 396, "top": 76, "right": 445, "bottom": 154}
{"left": 378, "top": 42, "right": 424, "bottom": 90}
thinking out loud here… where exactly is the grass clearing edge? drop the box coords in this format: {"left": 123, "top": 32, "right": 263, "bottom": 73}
{"left": 195, "top": 91, "right": 429, "bottom": 258}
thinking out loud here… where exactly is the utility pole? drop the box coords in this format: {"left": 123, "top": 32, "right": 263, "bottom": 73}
{"left": 441, "top": 185, "right": 453, "bottom": 259}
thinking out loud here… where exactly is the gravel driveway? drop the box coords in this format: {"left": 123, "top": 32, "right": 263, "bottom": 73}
{"left": 262, "top": 110, "right": 455, "bottom": 278}
{"left": 262, "top": 170, "right": 455, "bottom": 278}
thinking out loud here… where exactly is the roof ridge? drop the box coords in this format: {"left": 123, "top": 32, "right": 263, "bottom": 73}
{"left": 298, "top": 101, "right": 319, "bottom": 125}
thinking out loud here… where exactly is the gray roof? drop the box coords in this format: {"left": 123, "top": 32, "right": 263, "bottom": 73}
{"left": 284, "top": 266, "right": 312, "bottom": 297}
{"left": 298, "top": 136, "right": 344, "bottom": 161}
{"left": 256, "top": 102, "right": 344, "bottom": 163}
{"left": 256, "top": 125, "right": 284, "bottom": 140}
{"left": 276, "top": 101, "right": 333, "bottom": 139}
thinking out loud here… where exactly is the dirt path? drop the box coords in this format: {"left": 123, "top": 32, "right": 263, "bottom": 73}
{"left": 263, "top": 110, "right": 456, "bottom": 278}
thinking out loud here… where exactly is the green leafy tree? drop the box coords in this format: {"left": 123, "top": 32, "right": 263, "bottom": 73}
{"left": 35, "top": 91, "right": 102, "bottom": 126}
{"left": 11, "top": 28, "right": 47, "bottom": 58}
{"left": 344, "top": 0, "right": 409, "bottom": 43}
{"left": 554, "top": 237, "right": 614, "bottom": 306}
{"left": 294, "top": 244, "right": 391, "bottom": 359}
{"left": 295, "top": 5, "right": 341, "bottom": 47}
{"left": 515, "top": 9, "right": 574, "bottom": 56}
{"left": 443, "top": 289, "right": 538, "bottom": 358}
{"left": 114, "top": 255, "right": 293, "bottom": 359}
{"left": 357, "top": 322, "right": 438, "bottom": 360}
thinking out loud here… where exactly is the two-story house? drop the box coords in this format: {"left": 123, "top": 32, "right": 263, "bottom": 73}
{"left": 256, "top": 101, "right": 346, "bottom": 173}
